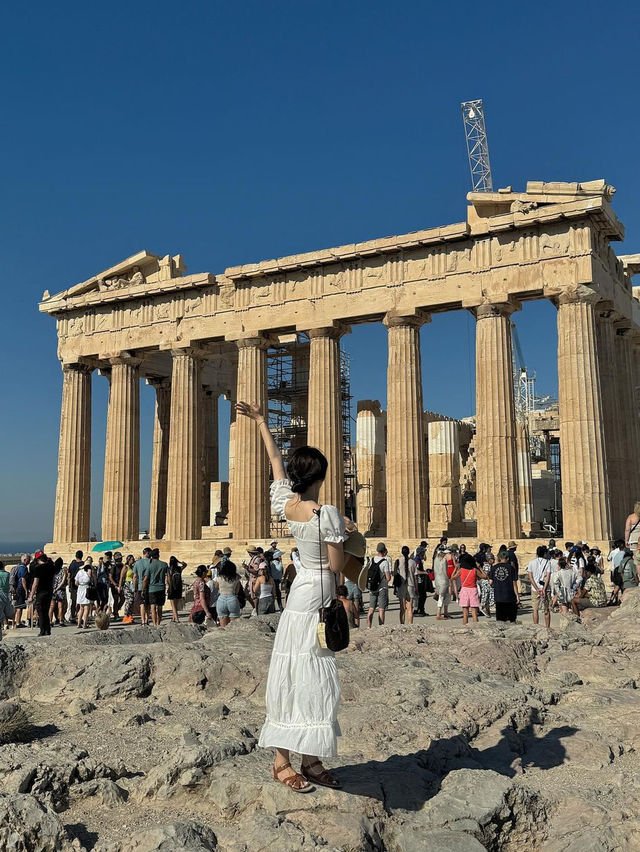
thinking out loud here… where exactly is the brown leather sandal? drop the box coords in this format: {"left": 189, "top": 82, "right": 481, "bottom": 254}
{"left": 301, "top": 760, "right": 341, "bottom": 789}
{"left": 272, "top": 761, "right": 313, "bottom": 793}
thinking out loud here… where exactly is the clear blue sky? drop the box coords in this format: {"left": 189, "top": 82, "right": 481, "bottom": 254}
{"left": 2, "top": 0, "right": 638, "bottom": 544}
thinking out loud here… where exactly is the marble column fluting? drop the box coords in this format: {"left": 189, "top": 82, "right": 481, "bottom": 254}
{"left": 165, "top": 350, "right": 202, "bottom": 541}
{"left": 307, "top": 326, "right": 345, "bottom": 511}
{"left": 102, "top": 355, "right": 140, "bottom": 542}
{"left": 53, "top": 363, "right": 92, "bottom": 542}
{"left": 202, "top": 387, "right": 219, "bottom": 526}
{"left": 596, "top": 308, "right": 626, "bottom": 530}
{"left": 615, "top": 324, "right": 640, "bottom": 510}
{"left": 557, "top": 288, "right": 611, "bottom": 541}
{"left": 427, "top": 419, "right": 462, "bottom": 529}
{"left": 234, "top": 337, "right": 270, "bottom": 539}
{"left": 227, "top": 395, "right": 237, "bottom": 528}
{"left": 516, "top": 421, "right": 534, "bottom": 532}
{"left": 474, "top": 303, "right": 521, "bottom": 542}
{"left": 355, "top": 400, "right": 386, "bottom": 536}
{"left": 384, "top": 314, "right": 428, "bottom": 540}
{"left": 148, "top": 378, "right": 171, "bottom": 540}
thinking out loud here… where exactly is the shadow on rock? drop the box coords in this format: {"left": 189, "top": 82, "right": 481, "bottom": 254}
{"left": 336, "top": 734, "right": 473, "bottom": 809}
{"left": 469, "top": 717, "right": 579, "bottom": 777}
{"left": 65, "top": 822, "right": 99, "bottom": 849}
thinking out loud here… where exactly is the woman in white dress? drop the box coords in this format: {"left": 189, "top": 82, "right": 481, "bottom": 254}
{"left": 236, "top": 401, "right": 348, "bottom": 793}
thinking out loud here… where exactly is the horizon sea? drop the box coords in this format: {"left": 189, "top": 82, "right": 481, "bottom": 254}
{"left": 0, "top": 541, "right": 49, "bottom": 556}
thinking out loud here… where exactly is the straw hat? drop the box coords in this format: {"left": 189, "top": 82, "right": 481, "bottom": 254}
{"left": 342, "top": 529, "right": 368, "bottom": 591}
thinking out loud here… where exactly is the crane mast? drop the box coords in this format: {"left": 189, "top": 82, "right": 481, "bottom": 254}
{"left": 461, "top": 99, "right": 493, "bottom": 192}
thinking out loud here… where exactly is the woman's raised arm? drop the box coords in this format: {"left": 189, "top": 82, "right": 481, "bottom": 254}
{"left": 236, "top": 401, "right": 286, "bottom": 481}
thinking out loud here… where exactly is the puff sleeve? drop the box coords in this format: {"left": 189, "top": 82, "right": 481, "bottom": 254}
{"left": 320, "top": 505, "right": 347, "bottom": 544}
{"left": 270, "top": 479, "right": 295, "bottom": 518}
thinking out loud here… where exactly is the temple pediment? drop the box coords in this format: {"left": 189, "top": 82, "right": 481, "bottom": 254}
{"left": 42, "top": 250, "right": 186, "bottom": 304}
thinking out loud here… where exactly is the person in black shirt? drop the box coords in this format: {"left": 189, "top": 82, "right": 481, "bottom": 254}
{"left": 67, "top": 550, "right": 84, "bottom": 623}
{"left": 28, "top": 550, "right": 60, "bottom": 636}
{"left": 487, "top": 558, "right": 520, "bottom": 622}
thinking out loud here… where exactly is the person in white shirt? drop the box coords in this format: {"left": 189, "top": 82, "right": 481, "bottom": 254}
{"left": 527, "top": 545, "right": 552, "bottom": 628}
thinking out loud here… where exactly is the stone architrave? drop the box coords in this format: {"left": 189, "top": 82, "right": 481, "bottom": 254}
{"left": 474, "top": 302, "right": 521, "bottom": 541}
{"left": 615, "top": 323, "right": 640, "bottom": 510}
{"left": 427, "top": 419, "right": 462, "bottom": 530}
{"left": 165, "top": 350, "right": 203, "bottom": 541}
{"left": 515, "top": 421, "right": 534, "bottom": 533}
{"left": 596, "top": 307, "right": 626, "bottom": 527}
{"left": 557, "top": 288, "right": 611, "bottom": 541}
{"left": 202, "top": 387, "right": 219, "bottom": 526}
{"left": 234, "top": 337, "right": 270, "bottom": 539}
{"left": 355, "top": 400, "right": 386, "bottom": 535}
{"left": 147, "top": 378, "right": 171, "bottom": 540}
{"left": 53, "top": 363, "right": 92, "bottom": 542}
{"left": 384, "top": 313, "right": 428, "bottom": 540}
{"left": 102, "top": 354, "right": 140, "bottom": 541}
{"left": 307, "top": 326, "right": 346, "bottom": 511}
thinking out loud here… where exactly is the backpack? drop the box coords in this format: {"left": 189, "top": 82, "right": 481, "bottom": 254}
{"left": 620, "top": 556, "right": 637, "bottom": 586}
{"left": 9, "top": 564, "right": 19, "bottom": 593}
{"left": 366, "top": 558, "right": 382, "bottom": 592}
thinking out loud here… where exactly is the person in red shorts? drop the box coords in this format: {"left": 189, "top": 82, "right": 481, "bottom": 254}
{"left": 452, "top": 553, "right": 487, "bottom": 624}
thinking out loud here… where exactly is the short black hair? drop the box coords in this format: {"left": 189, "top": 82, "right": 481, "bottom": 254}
{"left": 75, "top": 550, "right": 83, "bottom": 559}
{"left": 287, "top": 446, "right": 328, "bottom": 493}
{"left": 151, "top": 548, "right": 160, "bottom": 559}
{"left": 142, "top": 547, "right": 152, "bottom": 556}
{"left": 336, "top": 584, "right": 348, "bottom": 597}
{"left": 536, "top": 545, "right": 547, "bottom": 558}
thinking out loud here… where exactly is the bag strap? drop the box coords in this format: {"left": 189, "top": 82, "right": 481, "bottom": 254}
{"left": 314, "top": 506, "right": 324, "bottom": 607}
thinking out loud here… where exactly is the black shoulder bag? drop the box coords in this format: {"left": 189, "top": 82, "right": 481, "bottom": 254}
{"left": 314, "top": 507, "right": 349, "bottom": 652}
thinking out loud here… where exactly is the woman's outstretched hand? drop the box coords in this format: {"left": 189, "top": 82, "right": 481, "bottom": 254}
{"left": 236, "top": 401, "right": 264, "bottom": 421}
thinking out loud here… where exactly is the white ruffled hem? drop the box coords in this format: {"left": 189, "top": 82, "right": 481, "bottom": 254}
{"left": 259, "top": 717, "right": 341, "bottom": 758}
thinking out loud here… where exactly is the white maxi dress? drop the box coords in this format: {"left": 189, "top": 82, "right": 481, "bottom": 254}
{"left": 258, "top": 479, "right": 347, "bottom": 758}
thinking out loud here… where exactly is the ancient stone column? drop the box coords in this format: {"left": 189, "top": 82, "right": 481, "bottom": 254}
{"left": 557, "top": 288, "right": 611, "bottom": 541}
{"left": 234, "top": 337, "right": 270, "bottom": 539}
{"left": 384, "top": 313, "right": 428, "bottom": 540}
{"left": 102, "top": 355, "right": 140, "bottom": 541}
{"left": 307, "top": 326, "right": 345, "bottom": 511}
{"left": 596, "top": 308, "right": 626, "bottom": 529}
{"left": 202, "top": 387, "right": 219, "bottom": 526}
{"left": 147, "top": 378, "right": 171, "bottom": 540}
{"left": 427, "top": 419, "right": 462, "bottom": 530}
{"left": 615, "top": 323, "right": 640, "bottom": 511}
{"left": 227, "top": 395, "right": 237, "bottom": 527}
{"left": 516, "top": 421, "right": 534, "bottom": 533}
{"left": 53, "top": 363, "right": 92, "bottom": 542}
{"left": 474, "top": 303, "right": 521, "bottom": 541}
{"left": 355, "top": 400, "right": 386, "bottom": 535}
{"left": 165, "top": 350, "right": 202, "bottom": 541}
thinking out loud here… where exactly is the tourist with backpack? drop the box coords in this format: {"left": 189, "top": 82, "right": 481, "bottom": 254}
{"left": 618, "top": 548, "right": 639, "bottom": 593}
{"left": 366, "top": 543, "right": 391, "bottom": 628}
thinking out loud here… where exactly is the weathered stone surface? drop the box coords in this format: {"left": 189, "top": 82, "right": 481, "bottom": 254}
{"left": 96, "top": 821, "right": 217, "bottom": 851}
{"left": 0, "top": 792, "right": 76, "bottom": 851}
{"left": 2, "top": 597, "right": 640, "bottom": 849}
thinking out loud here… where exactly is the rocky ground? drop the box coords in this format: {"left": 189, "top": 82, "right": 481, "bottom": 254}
{"left": 1, "top": 593, "right": 640, "bottom": 851}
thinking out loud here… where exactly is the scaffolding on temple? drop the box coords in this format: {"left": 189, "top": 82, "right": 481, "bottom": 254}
{"left": 267, "top": 336, "right": 356, "bottom": 537}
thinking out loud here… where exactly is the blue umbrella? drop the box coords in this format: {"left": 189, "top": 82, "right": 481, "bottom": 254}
{"left": 92, "top": 541, "right": 123, "bottom": 552}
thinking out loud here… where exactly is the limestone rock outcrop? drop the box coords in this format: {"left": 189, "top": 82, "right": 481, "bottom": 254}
{"left": 2, "top": 595, "right": 640, "bottom": 849}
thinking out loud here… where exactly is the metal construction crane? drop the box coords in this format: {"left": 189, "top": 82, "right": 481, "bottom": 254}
{"left": 461, "top": 99, "right": 493, "bottom": 192}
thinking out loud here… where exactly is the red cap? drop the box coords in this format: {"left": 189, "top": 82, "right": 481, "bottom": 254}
{"left": 34, "top": 550, "right": 45, "bottom": 559}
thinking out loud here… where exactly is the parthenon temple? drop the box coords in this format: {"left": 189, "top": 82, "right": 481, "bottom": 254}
{"left": 41, "top": 180, "right": 640, "bottom": 556}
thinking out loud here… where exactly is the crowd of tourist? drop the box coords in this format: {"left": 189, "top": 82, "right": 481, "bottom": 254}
{"left": 0, "top": 530, "right": 638, "bottom": 639}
